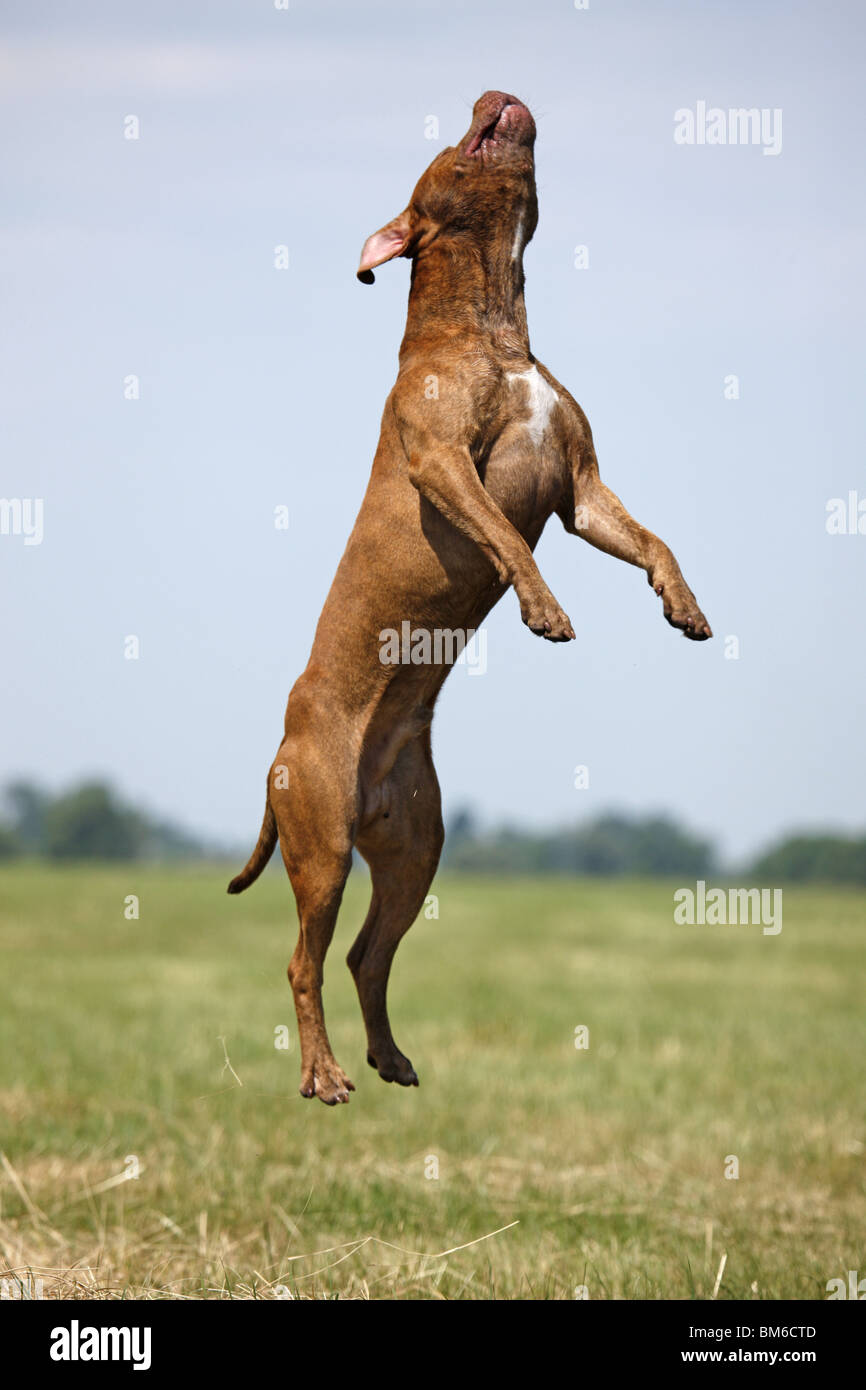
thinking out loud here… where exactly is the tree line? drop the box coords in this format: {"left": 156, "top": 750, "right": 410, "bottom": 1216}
{"left": 0, "top": 779, "right": 864, "bottom": 883}
{"left": 441, "top": 809, "right": 866, "bottom": 884}
{"left": 0, "top": 780, "right": 204, "bottom": 862}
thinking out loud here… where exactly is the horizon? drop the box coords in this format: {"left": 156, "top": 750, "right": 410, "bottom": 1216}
{"left": 3, "top": 769, "right": 862, "bottom": 876}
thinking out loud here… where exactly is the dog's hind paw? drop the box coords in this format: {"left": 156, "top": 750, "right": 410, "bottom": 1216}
{"left": 367, "top": 1048, "right": 419, "bottom": 1087}
{"left": 300, "top": 1057, "right": 356, "bottom": 1105}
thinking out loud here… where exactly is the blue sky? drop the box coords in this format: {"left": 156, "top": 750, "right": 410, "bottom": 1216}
{"left": 1, "top": 0, "right": 864, "bottom": 861}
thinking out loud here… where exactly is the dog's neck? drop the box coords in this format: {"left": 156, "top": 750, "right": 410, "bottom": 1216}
{"left": 401, "top": 233, "right": 531, "bottom": 360}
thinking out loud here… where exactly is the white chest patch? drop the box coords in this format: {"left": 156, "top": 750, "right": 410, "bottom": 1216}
{"left": 507, "top": 366, "right": 559, "bottom": 446}
{"left": 510, "top": 215, "right": 525, "bottom": 261}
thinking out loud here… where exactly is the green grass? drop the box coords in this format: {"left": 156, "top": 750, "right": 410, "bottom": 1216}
{"left": 0, "top": 863, "right": 863, "bottom": 1299}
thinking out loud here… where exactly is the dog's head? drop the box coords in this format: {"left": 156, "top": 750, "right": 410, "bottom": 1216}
{"left": 357, "top": 91, "right": 538, "bottom": 284}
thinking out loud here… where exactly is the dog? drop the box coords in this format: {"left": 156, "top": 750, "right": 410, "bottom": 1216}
{"left": 229, "top": 91, "right": 711, "bottom": 1105}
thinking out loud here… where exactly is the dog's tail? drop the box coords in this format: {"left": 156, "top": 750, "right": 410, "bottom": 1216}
{"left": 227, "top": 793, "right": 278, "bottom": 894}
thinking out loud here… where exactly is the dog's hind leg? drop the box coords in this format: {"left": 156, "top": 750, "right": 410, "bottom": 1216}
{"left": 283, "top": 841, "right": 354, "bottom": 1104}
{"left": 348, "top": 733, "right": 444, "bottom": 1087}
{"left": 275, "top": 679, "right": 360, "bottom": 1105}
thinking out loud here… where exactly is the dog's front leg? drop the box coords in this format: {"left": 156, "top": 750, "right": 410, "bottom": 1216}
{"left": 399, "top": 417, "right": 575, "bottom": 642}
{"left": 563, "top": 452, "right": 712, "bottom": 640}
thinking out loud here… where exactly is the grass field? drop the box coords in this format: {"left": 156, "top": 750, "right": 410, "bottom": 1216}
{"left": 0, "top": 863, "right": 863, "bottom": 1300}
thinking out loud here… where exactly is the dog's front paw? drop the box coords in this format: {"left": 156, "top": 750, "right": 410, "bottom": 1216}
{"left": 521, "top": 591, "right": 576, "bottom": 642}
{"left": 652, "top": 574, "right": 712, "bottom": 640}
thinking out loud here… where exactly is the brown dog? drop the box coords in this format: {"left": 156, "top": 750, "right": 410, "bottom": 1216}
{"left": 229, "top": 91, "right": 711, "bottom": 1105}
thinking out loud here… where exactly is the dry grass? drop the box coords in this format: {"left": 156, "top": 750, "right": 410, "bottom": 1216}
{"left": 1, "top": 865, "right": 864, "bottom": 1299}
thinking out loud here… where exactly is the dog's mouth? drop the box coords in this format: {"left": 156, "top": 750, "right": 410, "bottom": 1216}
{"left": 464, "top": 94, "right": 534, "bottom": 159}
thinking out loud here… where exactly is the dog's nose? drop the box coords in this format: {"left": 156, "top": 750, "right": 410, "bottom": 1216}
{"left": 475, "top": 90, "right": 527, "bottom": 114}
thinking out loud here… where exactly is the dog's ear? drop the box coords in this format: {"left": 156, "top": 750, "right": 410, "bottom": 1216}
{"left": 357, "top": 211, "right": 413, "bottom": 284}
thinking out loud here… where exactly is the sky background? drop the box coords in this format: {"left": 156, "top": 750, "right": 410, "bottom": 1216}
{"left": 1, "top": 0, "right": 864, "bottom": 863}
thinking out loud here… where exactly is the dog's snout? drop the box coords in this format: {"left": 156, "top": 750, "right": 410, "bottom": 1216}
{"left": 463, "top": 90, "right": 535, "bottom": 160}
{"left": 474, "top": 90, "right": 522, "bottom": 115}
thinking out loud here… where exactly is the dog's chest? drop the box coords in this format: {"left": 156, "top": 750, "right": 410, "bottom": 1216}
{"left": 478, "top": 364, "right": 565, "bottom": 528}
{"left": 505, "top": 365, "right": 559, "bottom": 446}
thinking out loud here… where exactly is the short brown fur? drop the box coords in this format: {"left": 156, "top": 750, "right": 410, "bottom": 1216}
{"left": 229, "top": 93, "right": 711, "bottom": 1104}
